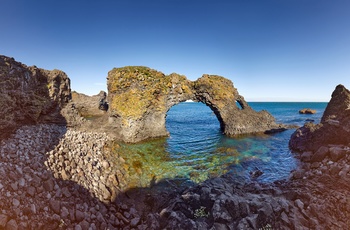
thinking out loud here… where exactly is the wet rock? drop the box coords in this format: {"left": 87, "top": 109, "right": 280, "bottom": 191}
{"left": 249, "top": 167, "right": 264, "bottom": 178}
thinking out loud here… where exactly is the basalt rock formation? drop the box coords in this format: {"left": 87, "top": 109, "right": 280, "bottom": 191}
{"left": 71, "top": 90, "right": 108, "bottom": 118}
{"left": 290, "top": 84, "right": 350, "bottom": 152}
{"left": 107, "top": 66, "right": 284, "bottom": 142}
{"left": 0, "top": 55, "right": 71, "bottom": 139}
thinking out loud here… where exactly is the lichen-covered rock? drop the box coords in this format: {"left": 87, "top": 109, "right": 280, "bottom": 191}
{"left": 290, "top": 84, "right": 350, "bottom": 152}
{"left": 107, "top": 66, "right": 193, "bottom": 142}
{"left": 107, "top": 66, "right": 283, "bottom": 142}
{"left": 0, "top": 55, "right": 71, "bottom": 139}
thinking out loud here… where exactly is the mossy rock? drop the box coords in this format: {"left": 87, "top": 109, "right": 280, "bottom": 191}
{"left": 107, "top": 66, "right": 282, "bottom": 142}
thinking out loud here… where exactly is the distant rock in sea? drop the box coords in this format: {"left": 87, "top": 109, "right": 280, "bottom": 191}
{"left": 299, "top": 108, "right": 316, "bottom": 114}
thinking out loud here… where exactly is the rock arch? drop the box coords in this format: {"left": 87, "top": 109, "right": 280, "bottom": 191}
{"left": 107, "top": 66, "right": 282, "bottom": 142}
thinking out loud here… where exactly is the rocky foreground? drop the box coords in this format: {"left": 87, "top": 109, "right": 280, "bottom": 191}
{"left": 150, "top": 144, "right": 350, "bottom": 229}
{"left": 0, "top": 124, "right": 145, "bottom": 229}
{"left": 1, "top": 124, "right": 350, "bottom": 229}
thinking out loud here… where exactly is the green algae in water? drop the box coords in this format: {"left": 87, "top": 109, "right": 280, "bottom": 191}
{"left": 111, "top": 138, "right": 255, "bottom": 187}
{"left": 110, "top": 102, "right": 313, "bottom": 189}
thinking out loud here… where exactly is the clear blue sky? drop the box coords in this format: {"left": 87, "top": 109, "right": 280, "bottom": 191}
{"left": 1, "top": 0, "right": 350, "bottom": 101}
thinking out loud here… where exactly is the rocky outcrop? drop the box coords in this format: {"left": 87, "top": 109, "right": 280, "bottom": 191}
{"left": 290, "top": 84, "right": 350, "bottom": 152}
{"left": 107, "top": 66, "right": 284, "bottom": 142}
{"left": 0, "top": 55, "right": 71, "bottom": 139}
{"left": 299, "top": 108, "right": 316, "bottom": 114}
{"left": 71, "top": 91, "right": 108, "bottom": 118}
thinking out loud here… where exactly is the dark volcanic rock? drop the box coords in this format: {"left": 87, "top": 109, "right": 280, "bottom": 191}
{"left": 0, "top": 55, "right": 71, "bottom": 139}
{"left": 290, "top": 84, "right": 350, "bottom": 152}
{"left": 107, "top": 66, "right": 285, "bottom": 142}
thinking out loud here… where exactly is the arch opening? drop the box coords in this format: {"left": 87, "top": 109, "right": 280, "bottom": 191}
{"left": 165, "top": 101, "right": 223, "bottom": 182}
{"left": 165, "top": 101, "right": 221, "bottom": 153}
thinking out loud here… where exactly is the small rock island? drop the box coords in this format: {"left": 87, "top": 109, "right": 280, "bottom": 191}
{"left": 299, "top": 108, "right": 316, "bottom": 114}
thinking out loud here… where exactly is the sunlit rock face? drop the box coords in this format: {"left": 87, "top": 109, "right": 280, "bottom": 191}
{"left": 71, "top": 90, "right": 108, "bottom": 118}
{"left": 290, "top": 84, "right": 350, "bottom": 152}
{"left": 0, "top": 55, "right": 71, "bottom": 139}
{"left": 107, "top": 67, "right": 193, "bottom": 142}
{"left": 107, "top": 66, "right": 281, "bottom": 143}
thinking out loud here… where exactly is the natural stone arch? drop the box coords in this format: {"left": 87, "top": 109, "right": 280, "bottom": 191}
{"left": 107, "top": 66, "right": 283, "bottom": 143}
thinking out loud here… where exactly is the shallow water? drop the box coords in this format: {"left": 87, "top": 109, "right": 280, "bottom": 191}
{"left": 113, "top": 102, "right": 327, "bottom": 187}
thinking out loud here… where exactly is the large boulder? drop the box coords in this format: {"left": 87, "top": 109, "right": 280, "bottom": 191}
{"left": 107, "top": 66, "right": 284, "bottom": 142}
{"left": 0, "top": 55, "right": 71, "bottom": 139}
{"left": 71, "top": 91, "right": 108, "bottom": 118}
{"left": 290, "top": 84, "right": 350, "bottom": 152}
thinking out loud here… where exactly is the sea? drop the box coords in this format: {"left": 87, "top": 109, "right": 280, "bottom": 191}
{"left": 115, "top": 102, "right": 328, "bottom": 187}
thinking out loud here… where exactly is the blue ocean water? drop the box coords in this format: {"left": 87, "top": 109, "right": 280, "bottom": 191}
{"left": 165, "top": 102, "right": 327, "bottom": 183}
{"left": 115, "top": 102, "right": 327, "bottom": 186}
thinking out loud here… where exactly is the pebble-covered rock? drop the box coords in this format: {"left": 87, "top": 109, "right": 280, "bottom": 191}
{"left": 0, "top": 124, "right": 142, "bottom": 229}
{"left": 2, "top": 123, "right": 350, "bottom": 229}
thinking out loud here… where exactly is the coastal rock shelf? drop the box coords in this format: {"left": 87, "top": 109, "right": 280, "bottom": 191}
{"left": 107, "top": 66, "right": 285, "bottom": 142}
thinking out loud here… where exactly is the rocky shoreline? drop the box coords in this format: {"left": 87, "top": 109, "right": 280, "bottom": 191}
{"left": 2, "top": 55, "right": 350, "bottom": 229}
{"left": 0, "top": 124, "right": 145, "bottom": 229}
{"left": 149, "top": 143, "right": 350, "bottom": 229}
{"left": 1, "top": 123, "right": 350, "bottom": 229}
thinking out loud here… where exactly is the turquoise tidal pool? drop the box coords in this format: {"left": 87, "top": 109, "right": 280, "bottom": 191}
{"left": 112, "top": 102, "right": 327, "bottom": 188}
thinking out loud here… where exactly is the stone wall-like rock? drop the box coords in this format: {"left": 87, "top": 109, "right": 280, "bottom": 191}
{"left": 107, "top": 66, "right": 284, "bottom": 142}
{"left": 71, "top": 91, "right": 108, "bottom": 118}
{"left": 0, "top": 55, "right": 71, "bottom": 139}
{"left": 290, "top": 84, "right": 350, "bottom": 152}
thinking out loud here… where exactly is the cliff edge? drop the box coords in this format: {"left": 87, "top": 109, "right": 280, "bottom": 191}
{"left": 0, "top": 55, "right": 71, "bottom": 139}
